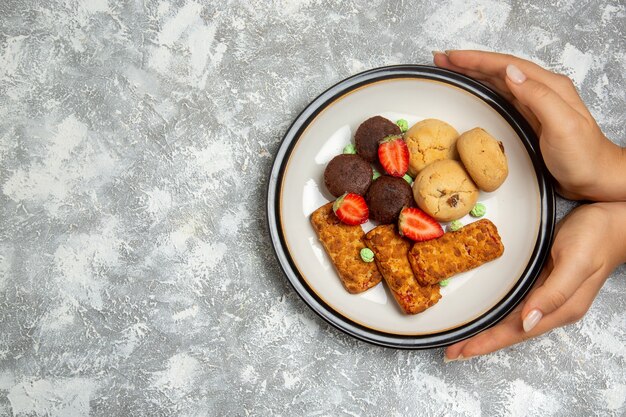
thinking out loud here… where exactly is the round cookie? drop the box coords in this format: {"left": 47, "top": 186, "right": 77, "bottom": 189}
{"left": 413, "top": 160, "right": 479, "bottom": 222}
{"left": 457, "top": 127, "right": 508, "bottom": 192}
{"left": 365, "top": 175, "right": 414, "bottom": 224}
{"left": 405, "top": 119, "right": 459, "bottom": 177}
{"left": 354, "top": 116, "right": 401, "bottom": 163}
{"left": 324, "top": 154, "right": 373, "bottom": 197}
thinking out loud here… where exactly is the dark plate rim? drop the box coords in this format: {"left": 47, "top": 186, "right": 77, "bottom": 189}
{"left": 266, "top": 64, "right": 555, "bottom": 349}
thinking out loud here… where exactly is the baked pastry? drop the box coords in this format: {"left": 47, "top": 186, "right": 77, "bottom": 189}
{"left": 413, "top": 160, "right": 479, "bottom": 222}
{"left": 405, "top": 118, "right": 459, "bottom": 177}
{"left": 365, "top": 175, "right": 415, "bottom": 224}
{"left": 457, "top": 127, "right": 508, "bottom": 192}
{"left": 364, "top": 225, "right": 441, "bottom": 314}
{"left": 323, "top": 154, "right": 373, "bottom": 197}
{"left": 408, "top": 219, "right": 504, "bottom": 286}
{"left": 310, "top": 203, "right": 383, "bottom": 293}
{"left": 354, "top": 116, "right": 401, "bottom": 163}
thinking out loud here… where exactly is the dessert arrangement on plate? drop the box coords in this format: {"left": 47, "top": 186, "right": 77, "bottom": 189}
{"left": 311, "top": 115, "right": 509, "bottom": 315}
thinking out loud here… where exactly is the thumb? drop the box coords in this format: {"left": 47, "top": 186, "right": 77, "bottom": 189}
{"left": 504, "top": 64, "right": 580, "bottom": 132}
{"left": 520, "top": 255, "right": 589, "bottom": 332}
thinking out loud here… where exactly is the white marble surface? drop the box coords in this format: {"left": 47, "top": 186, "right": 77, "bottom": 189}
{"left": 0, "top": 0, "right": 625, "bottom": 416}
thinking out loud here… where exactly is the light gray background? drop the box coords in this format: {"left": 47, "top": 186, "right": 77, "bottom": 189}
{"left": 1, "top": 0, "right": 625, "bottom": 416}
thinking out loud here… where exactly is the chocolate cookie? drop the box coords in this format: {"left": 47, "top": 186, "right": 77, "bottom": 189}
{"left": 413, "top": 160, "right": 478, "bottom": 222}
{"left": 324, "top": 154, "right": 373, "bottom": 197}
{"left": 354, "top": 116, "right": 401, "bottom": 163}
{"left": 365, "top": 175, "right": 414, "bottom": 224}
{"left": 457, "top": 127, "right": 508, "bottom": 192}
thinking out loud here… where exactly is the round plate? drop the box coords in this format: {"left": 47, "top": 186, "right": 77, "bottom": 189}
{"left": 267, "top": 65, "right": 555, "bottom": 349}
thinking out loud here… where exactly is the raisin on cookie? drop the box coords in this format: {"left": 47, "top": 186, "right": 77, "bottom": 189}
{"left": 413, "top": 160, "right": 478, "bottom": 222}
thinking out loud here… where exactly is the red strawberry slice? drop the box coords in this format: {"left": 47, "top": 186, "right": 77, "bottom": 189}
{"left": 378, "top": 135, "right": 409, "bottom": 177}
{"left": 398, "top": 207, "right": 444, "bottom": 241}
{"left": 333, "top": 193, "right": 369, "bottom": 225}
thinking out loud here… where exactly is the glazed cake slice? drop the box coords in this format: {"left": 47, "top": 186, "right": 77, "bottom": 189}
{"left": 408, "top": 219, "right": 504, "bottom": 286}
{"left": 364, "top": 224, "right": 441, "bottom": 314}
{"left": 310, "top": 203, "right": 383, "bottom": 294}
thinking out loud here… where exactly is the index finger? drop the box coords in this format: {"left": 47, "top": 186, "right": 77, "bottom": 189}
{"left": 446, "top": 50, "right": 549, "bottom": 80}
{"left": 446, "top": 50, "right": 591, "bottom": 118}
{"left": 434, "top": 52, "right": 514, "bottom": 98}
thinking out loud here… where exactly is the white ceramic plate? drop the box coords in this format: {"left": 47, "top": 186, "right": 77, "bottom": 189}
{"left": 267, "top": 66, "right": 554, "bottom": 348}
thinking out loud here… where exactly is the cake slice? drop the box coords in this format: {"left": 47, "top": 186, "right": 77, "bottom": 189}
{"left": 364, "top": 224, "right": 441, "bottom": 314}
{"left": 310, "top": 203, "right": 382, "bottom": 293}
{"left": 408, "top": 219, "right": 504, "bottom": 286}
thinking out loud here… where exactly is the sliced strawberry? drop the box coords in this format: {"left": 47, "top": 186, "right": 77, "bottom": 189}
{"left": 333, "top": 193, "right": 369, "bottom": 225}
{"left": 398, "top": 207, "right": 444, "bottom": 241}
{"left": 378, "top": 135, "right": 409, "bottom": 177}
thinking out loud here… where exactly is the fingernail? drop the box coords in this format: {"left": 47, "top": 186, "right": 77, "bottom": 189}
{"left": 523, "top": 309, "right": 542, "bottom": 332}
{"left": 443, "top": 354, "right": 471, "bottom": 363}
{"left": 432, "top": 50, "right": 446, "bottom": 57}
{"left": 506, "top": 64, "right": 526, "bottom": 84}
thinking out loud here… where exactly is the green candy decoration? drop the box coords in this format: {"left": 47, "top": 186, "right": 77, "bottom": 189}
{"left": 343, "top": 143, "right": 357, "bottom": 154}
{"left": 396, "top": 119, "right": 409, "bottom": 133}
{"left": 448, "top": 220, "right": 463, "bottom": 232}
{"left": 440, "top": 279, "right": 450, "bottom": 287}
{"left": 470, "top": 202, "right": 486, "bottom": 218}
{"left": 403, "top": 174, "right": 413, "bottom": 185}
{"left": 372, "top": 169, "right": 381, "bottom": 180}
{"left": 360, "top": 248, "right": 375, "bottom": 263}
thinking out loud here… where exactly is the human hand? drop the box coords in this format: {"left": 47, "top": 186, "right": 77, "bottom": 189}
{"left": 433, "top": 50, "right": 626, "bottom": 202}
{"left": 444, "top": 202, "right": 626, "bottom": 361}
